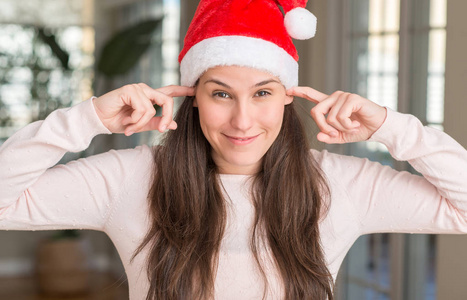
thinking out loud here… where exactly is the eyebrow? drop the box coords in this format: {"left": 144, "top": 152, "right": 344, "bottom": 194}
{"left": 204, "top": 79, "right": 231, "bottom": 88}
{"left": 203, "top": 78, "right": 281, "bottom": 89}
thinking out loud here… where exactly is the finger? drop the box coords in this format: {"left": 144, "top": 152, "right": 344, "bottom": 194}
{"left": 310, "top": 94, "right": 345, "bottom": 137}
{"left": 119, "top": 87, "right": 148, "bottom": 129}
{"left": 167, "top": 120, "right": 177, "bottom": 130}
{"left": 338, "top": 94, "right": 363, "bottom": 129}
{"left": 137, "top": 84, "right": 194, "bottom": 105}
{"left": 311, "top": 108, "right": 339, "bottom": 138}
{"left": 135, "top": 118, "right": 178, "bottom": 133}
{"left": 125, "top": 103, "right": 157, "bottom": 135}
{"left": 156, "top": 85, "right": 196, "bottom": 98}
{"left": 128, "top": 85, "right": 159, "bottom": 133}
{"left": 286, "top": 86, "right": 329, "bottom": 104}
{"left": 317, "top": 132, "right": 343, "bottom": 144}
{"left": 156, "top": 92, "right": 175, "bottom": 132}
{"left": 317, "top": 132, "right": 333, "bottom": 143}
{"left": 138, "top": 85, "right": 177, "bottom": 132}
{"left": 133, "top": 86, "right": 156, "bottom": 124}
{"left": 118, "top": 85, "right": 153, "bottom": 135}
{"left": 326, "top": 92, "right": 354, "bottom": 132}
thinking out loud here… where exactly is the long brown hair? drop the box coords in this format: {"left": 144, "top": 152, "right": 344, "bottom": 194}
{"left": 134, "top": 96, "right": 334, "bottom": 299}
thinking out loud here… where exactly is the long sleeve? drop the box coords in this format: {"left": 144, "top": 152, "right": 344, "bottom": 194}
{"left": 317, "top": 108, "right": 467, "bottom": 236}
{"left": 0, "top": 98, "right": 152, "bottom": 232}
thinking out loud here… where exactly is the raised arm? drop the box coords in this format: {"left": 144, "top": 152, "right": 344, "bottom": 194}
{"left": 289, "top": 87, "right": 467, "bottom": 234}
{"left": 0, "top": 84, "right": 194, "bottom": 231}
{"left": 0, "top": 98, "right": 111, "bottom": 209}
{"left": 0, "top": 98, "right": 113, "bottom": 230}
{"left": 286, "top": 87, "right": 387, "bottom": 144}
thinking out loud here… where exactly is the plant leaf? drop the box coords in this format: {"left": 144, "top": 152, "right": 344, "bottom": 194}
{"left": 37, "top": 28, "right": 70, "bottom": 70}
{"left": 97, "top": 19, "right": 162, "bottom": 77}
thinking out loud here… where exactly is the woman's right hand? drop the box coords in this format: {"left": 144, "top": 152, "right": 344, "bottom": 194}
{"left": 93, "top": 83, "right": 195, "bottom": 136}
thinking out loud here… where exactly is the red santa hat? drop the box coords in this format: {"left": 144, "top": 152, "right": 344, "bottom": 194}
{"left": 179, "top": 0, "right": 317, "bottom": 89}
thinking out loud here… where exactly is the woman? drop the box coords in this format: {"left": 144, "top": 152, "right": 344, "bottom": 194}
{"left": 1, "top": 0, "right": 467, "bottom": 299}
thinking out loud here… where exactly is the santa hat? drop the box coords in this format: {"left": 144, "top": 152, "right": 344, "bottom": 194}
{"left": 179, "top": 0, "right": 317, "bottom": 89}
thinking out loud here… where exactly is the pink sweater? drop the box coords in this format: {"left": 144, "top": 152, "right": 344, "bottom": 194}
{"left": 1, "top": 98, "right": 467, "bottom": 299}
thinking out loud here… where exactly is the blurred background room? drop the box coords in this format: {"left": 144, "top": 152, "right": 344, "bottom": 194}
{"left": 0, "top": 0, "right": 466, "bottom": 299}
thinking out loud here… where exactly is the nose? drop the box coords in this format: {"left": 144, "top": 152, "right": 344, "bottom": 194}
{"left": 230, "top": 101, "right": 254, "bottom": 131}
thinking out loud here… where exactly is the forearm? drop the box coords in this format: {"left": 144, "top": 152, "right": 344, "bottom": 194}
{"left": 370, "top": 108, "right": 467, "bottom": 211}
{"left": 0, "top": 98, "right": 111, "bottom": 208}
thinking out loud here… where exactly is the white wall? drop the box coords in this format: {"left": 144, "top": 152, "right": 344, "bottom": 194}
{"left": 436, "top": 0, "right": 467, "bottom": 298}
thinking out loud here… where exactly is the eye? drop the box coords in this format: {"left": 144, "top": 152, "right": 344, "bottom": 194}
{"left": 213, "top": 91, "right": 230, "bottom": 99}
{"left": 255, "top": 90, "right": 271, "bottom": 97}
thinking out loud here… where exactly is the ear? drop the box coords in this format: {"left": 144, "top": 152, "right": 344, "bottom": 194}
{"left": 193, "top": 97, "right": 198, "bottom": 107}
{"left": 285, "top": 95, "right": 293, "bottom": 105}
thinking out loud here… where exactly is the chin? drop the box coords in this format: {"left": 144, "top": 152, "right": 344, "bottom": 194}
{"left": 226, "top": 154, "right": 264, "bottom": 171}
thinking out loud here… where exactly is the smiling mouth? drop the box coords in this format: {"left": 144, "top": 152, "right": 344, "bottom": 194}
{"left": 224, "top": 134, "right": 260, "bottom": 145}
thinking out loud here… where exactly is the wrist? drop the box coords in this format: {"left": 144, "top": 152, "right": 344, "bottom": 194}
{"left": 373, "top": 106, "right": 388, "bottom": 132}
{"left": 90, "top": 97, "right": 111, "bottom": 132}
{"left": 91, "top": 97, "right": 106, "bottom": 126}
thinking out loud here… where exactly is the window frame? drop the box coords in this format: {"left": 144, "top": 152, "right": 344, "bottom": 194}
{"left": 327, "top": 1, "right": 447, "bottom": 299}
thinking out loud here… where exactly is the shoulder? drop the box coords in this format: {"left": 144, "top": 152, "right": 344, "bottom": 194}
{"left": 310, "top": 148, "right": 372, "bottom": 179}
{"left": 309, "top": 148, "right": 393, "bottom": 200}
{"left": 91, "top": 143, "right": 154, "bottom": 163}
{"left": 79, "top": 144, "right": 156, "bottom": 183}
{"left": 98, "top": 145, "right": 157, "bottom": 224}
{"left": 109, "top": 144, "right": 155, "bottom": 165}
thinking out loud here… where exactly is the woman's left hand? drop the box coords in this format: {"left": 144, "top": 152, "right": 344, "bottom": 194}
{"left": 287, "top": 87, "right": 387, "bottom": 144}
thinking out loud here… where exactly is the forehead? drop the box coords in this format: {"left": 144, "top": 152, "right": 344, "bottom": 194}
{"left": 200, "top": 66, "right": 281, "bottom": 85}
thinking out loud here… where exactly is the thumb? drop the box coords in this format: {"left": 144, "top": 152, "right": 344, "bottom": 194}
{"left": 135, "top": 118, "right": 178, "bottom": 133}
{"left": 317, "top": 132, "right": 341, "bottom": 144}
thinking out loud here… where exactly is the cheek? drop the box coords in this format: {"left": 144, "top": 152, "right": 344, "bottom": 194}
{"left": 198, "top": 103, "right": 228, "bottom": 133}
{"left": 260, "top": 104, "right": 285, "bottom": 130}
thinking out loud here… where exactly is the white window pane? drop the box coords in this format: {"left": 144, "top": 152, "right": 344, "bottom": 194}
{"left": 366, "top": 35, "right": 399, "bottom": 110}
{"left": 427, "top": 29, "right": 446, "bottom": 124}
{"left": 426, "top": 75, "right": 445, "bottom": 124}
{"left": 369, "top": 0, "right": 383, "bottom": 33}
{"left": 384, "top": 0, "right": 400, "bottom": 32}
{"left": 428, "top": 30, "right": 446, "bottom": 73}
{"left": 383, "top": 34, "right": 399, "bottom": 73}
{"left": 430, "top": 0, "right": 447, "bottom": 27}
{"left": 368, "top": 35, "right": 383, "bottom": 73}
{"left": 367, "top": 74, "right": 398, "bottom": 110}
{"left": 427, "top": 74, "right": 445, "bottom": 124}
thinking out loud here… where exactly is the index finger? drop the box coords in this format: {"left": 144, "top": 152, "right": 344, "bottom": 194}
{"left": 136, "top": 84, "right": 179, "bottom": 131}
{"left": 286, "top": 86, "right": 329, "bottom": 104}
{"left": 156, "top": 85, "right": 195, "bottom": 98}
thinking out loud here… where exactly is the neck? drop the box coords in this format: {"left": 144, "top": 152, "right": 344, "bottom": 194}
{"left": 215, "top": 161, "right": 260, "bottom": 175}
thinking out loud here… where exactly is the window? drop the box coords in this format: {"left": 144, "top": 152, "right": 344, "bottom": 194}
{"left": 0, "top": 24, "right": 94, "bottom": 144}
{"left": 97, "top": 0, "right": 180, "bottom": 147}
{"left": 333, "top": 1, "right": 447, "bottom": 299}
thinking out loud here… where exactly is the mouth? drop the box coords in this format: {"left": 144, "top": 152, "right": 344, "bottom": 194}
{"left": 224, "top": 134, "right": 260, "bottom": 145}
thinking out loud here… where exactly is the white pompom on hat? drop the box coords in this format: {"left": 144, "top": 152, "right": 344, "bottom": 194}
{"left": 179, "top": 0, "right": 317, "bottom": 89}
{"left": 284, "top": 7, "right": 317, "bottom": 40}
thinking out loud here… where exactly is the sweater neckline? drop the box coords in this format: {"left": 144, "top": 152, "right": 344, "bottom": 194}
{"left": 219, "top": 173, "right": 250, "bottom": 180}
{"left": 218, "top": 174, "right": 252, "bottom": 185}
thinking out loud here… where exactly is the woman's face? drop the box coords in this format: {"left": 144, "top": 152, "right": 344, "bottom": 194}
{"left": 194, "top": 66, "right": 293, "bottom": 175}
